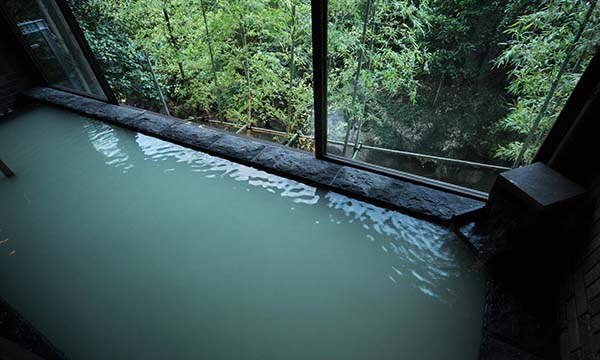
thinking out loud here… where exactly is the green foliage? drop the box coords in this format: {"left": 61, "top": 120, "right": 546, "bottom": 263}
{"left": 494, "top": 0, "right": 600, "bottom": 163}
{"left": 69, "top": 0, "right": 160, "bottom": 108}
{"left": 68, "top": 0, "right": 599, "bottom": 166}
{"left": 333, "top": 0, "right": 517, "bottom": 164}
{"left": 328, "top": 0, "right": 431, "bottom": 147}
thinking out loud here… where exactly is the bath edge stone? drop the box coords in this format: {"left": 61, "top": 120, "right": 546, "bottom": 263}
{"left": 20, "top": 87, "right": 485, "bottom": 224}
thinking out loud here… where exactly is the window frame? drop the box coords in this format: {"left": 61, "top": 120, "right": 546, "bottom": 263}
{"left": 310, "top": 0, "right": 488, "bottom": 201}
{"left": 0, "top": 0, "right": 117, "bottom": 104}
{"left": 534, "top": 49, "right": 600, "bottom": 164}
{"left": 3, "top": 0, "right": 595, "bottom": 202}
{"left": 310, "top": 0, "right": 599, "bottom": 201}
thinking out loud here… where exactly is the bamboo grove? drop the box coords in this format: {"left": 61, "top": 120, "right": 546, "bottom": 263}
{"left": 68, "top": 0, "right": 599, "bottom": 166}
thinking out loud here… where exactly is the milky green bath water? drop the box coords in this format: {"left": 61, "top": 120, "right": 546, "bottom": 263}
{"left": 0, "top": 106, "right": 486, "bottom": 359}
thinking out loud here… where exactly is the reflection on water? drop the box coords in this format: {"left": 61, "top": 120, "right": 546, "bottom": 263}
{"left": 136, "top": 133, "right": 321, "bottom": 205}
{"left": 325, "top": 192, "right": 464, "bottom": 302}
{"left": 86, "top": 122, "right": 475, "bottom": 303}
{"left": 84, "top": 121, "right": 134, "bottom": 173}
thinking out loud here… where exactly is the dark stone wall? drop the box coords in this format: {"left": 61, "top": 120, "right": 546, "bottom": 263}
{"left": 471, "top": 52, "right": 600, "bottom": 359}
{"left": 538, "top": 48, "right": 600, "bottom": 360}
{"left": 555, "top": 60, "right": 600, "bottom": 359}
{"left": 558, "top": 173, "right": 600, "bottom": 360}
{"left": 0, "top": 13, "right": 38, "bottom": 115}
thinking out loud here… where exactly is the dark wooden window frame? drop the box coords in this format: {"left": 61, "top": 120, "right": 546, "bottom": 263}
{"left": 0, "top": 0, "right": 117, "bottom": 104}
{"left": 3, "top": 0, "right": 597, "bottom": 201}
{"left": 310, "top": 0, "right": 600, "bottom": 201}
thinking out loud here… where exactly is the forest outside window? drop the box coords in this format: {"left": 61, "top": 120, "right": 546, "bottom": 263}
{"left": 67, "top": 0, "right": 314, "bottom": 149}
{"left": 324, "top": 0, "right": 599, "bottom": 193}
{"left": 57, "top": 0, "right": 599, "bottom": 194}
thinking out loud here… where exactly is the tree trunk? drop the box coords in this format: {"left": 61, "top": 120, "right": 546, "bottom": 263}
{"left": 200, "top": 0, "right": 223, "bottom": 122}
{"left": 342, "top": 0, "right": 373, "bottom": 156}
{"left": 352, "top": 11, "right": 376, "bottom": 151}
{"left": 144, "top": 50, "right": 170, "bottom": 116}
{"left": 162, "top": 0, "right": 185, "bottom": 80}
{"left": 287, "top": 0, "right": 297, "bottom": 134}
{"left": 240, "top": 13, "right": 252, "bottom": 127}
{"left": 433, "top": 74, "right": 443, "bottom": 105}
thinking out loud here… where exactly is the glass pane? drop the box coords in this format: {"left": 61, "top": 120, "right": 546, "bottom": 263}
{"left": 67, "top": 0, "right": 314, "bottom": 150}
{"left": 3, "top": 0, "right": 106, "bottom": 99}
{"left": 327, "top": 0, "right": 599, "bottom": 192}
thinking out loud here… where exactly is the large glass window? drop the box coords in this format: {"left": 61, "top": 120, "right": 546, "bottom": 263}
{"left": 3, "top": 0, "right": 107, "bottom": 99}
{"left": 325, "top": 0, "right": 599, "bottom": 192}
{"left": 14, "top": 0, "right": 598, "bottom": 193}
{"left": 67, "top": 0, "right": 314, "bottom": 149}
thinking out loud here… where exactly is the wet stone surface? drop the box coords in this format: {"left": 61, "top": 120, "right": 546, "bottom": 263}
{"left": 159, "top": 121, "right": 223, "bottom": 151}
{"left": 457, "top": 222, "right": 496, "bottom": 262}
{"left": 479, "top": 279, "right": 558, "bottom": 360}
{"left": 331, "top": 166, "right": 483, "bottom": 222}
{"left": 94, "top": 104, "right": 144, "bottom": 127}
{"left": 479, "top": 335, "right": 545, "bottom": 360}
{"left": 24, "top": 87, "right": 104, "bottom": 116}
{"left": 21, "top": 87, "right": 485, "bottom": 225}
{"left": 210, "top": 133, "right": 267, "bottom": 162}
{"left": 253, "top": 145, "right": 342, "bottom": 187}
{"left": 130, "top": 111, "right": 176, "bottom": 134}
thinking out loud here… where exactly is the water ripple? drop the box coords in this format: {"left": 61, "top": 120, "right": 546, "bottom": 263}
{"left": 324, "top": 192, "right": 466, "bottom": 302}
{"left": 84, "top": 121, "right": 134, "bottom": 173}
{"left": 86, "top": 125, "right": 476, "bottom": 303}
{"left": 134, "top": 134, "right": 320, "bottom": 205}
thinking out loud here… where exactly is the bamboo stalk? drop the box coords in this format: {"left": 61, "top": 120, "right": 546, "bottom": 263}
{"left": 285, "top": 132, "right": 300, "bottom": 146}
{"left": 433, "top": 74, "right": 444, "bottom": 105}
{"left": 240, "top": 13, "right": 252, "bottom": 128}
{"left": 200, "top": 0, "right": 223, "bottom": 122}
{"left": 352, "top": 143, "right": 362, "bottom": 160}
{"left": 162, "top": 0, "right": 185, "bottom": 79}
{"left": 342, "top": 0, "right": 373, "bottom": 156}
{"left": 287, "top": 0, "right": 297, "bottom": 133}
{"left": 143, "top": 50, "right": 170, "bottom": 116}
{"left": 352, "top": 7, "right": 377, "bottom": 153}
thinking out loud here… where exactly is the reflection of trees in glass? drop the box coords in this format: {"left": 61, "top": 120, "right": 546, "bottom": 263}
{"left": 6, "top": 0, "right": 106, "bottom": 95}
{"left": 68, "top": 0, "right": 600, "bottom": 166}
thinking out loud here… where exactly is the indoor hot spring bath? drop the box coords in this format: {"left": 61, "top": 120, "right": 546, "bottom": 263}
{"left": 0, "top": 106, "right": 487, "bottom": 359}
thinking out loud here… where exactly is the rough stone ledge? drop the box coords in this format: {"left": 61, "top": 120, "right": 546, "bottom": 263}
{"left": 21, "top": 87, "right": 485, "bottom": 224}
{"left": 456, "top": 221, "right": 496, "bottom": 263}
{"left": 331, "top": 166, "right": 483, "bottom": 222}
{"left": 253, "top": 145, "right": 342, "bottom": 187}
{"left": 211, "top": 133, "right": 267, "bottom": 162}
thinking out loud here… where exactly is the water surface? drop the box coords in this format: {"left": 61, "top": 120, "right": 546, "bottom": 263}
{"left": 0, "top": 106, "right": 486, "bottom": 359}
